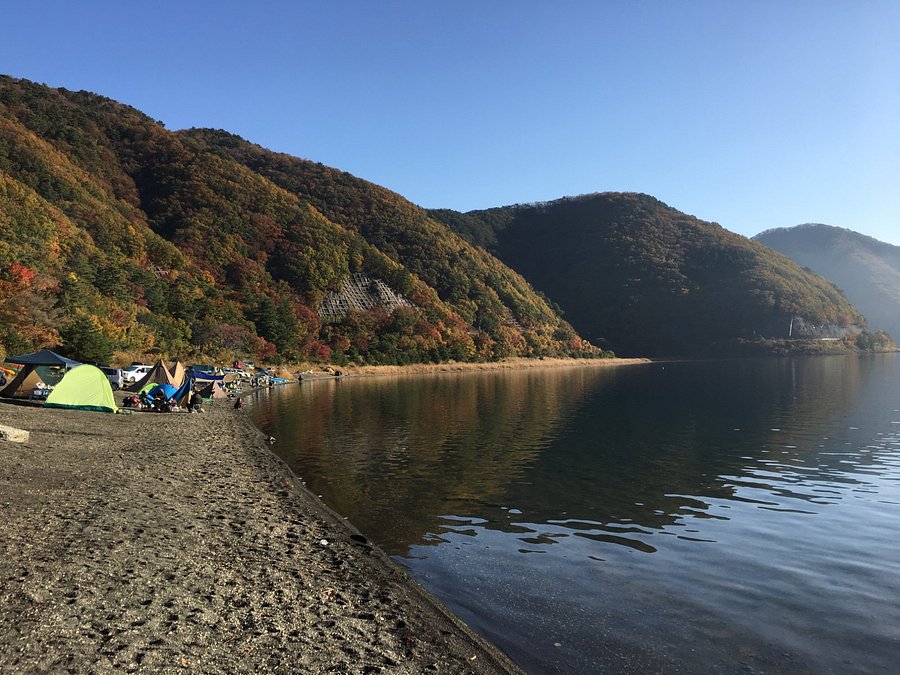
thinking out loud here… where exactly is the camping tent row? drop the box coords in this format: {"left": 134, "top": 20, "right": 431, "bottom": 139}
{"left": 128, "top": 359, "right": 189, "bottom": 392}
{"left": 128, "top": 359, "right": 227, "bottom": 402}
{"left": 1, "top": 352, "right": 232, "bottom": 411}
{"left": 0, "top": 353, "right": 191, "bottom": 401}
{"left": 40, "top": 361, "right": 208, "bottom": 414}
{"left": 0, "top": 351, "right": 115, "bottom": 412}
{"left": 128, "top": 359, "right": 231, "bottom": 396}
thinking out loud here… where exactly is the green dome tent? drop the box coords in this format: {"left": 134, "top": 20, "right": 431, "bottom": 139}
{"left": 44, "top": 365, "right": 118, "bottom": 413}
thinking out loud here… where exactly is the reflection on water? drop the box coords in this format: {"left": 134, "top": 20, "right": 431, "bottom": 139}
{"left": 251, "top": 356, "right": 900, "bottom": 674}
{"left": 252, "top": 368, "right": 599, "bottom": 551}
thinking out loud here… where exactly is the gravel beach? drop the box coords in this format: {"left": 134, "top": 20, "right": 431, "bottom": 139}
{"left": 0, "top": 397, "right": 522, "bottom": 673}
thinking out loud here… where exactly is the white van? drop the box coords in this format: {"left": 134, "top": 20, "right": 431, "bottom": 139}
{"left": 98, "top": 366, "right": 123, "bottom": 390}
{"left": 122, "top": 364, "right": 152, "bottom": 384}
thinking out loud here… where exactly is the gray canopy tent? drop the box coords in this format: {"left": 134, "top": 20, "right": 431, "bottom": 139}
{"left": 1, "top": 349, "right": 82, "bottom": 399}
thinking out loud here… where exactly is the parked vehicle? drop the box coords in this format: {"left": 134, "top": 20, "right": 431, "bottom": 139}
{"left": 222, "top": 368, "right": 252, "bottom": 380}
{"left": 122, "top": 364, "right": 153, "bottom": 384}
{"left": 98, "top": 366, "right": 123, "bottom": 391}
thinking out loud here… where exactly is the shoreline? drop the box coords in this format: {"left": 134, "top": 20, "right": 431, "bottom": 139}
{"left": 0, "top": 398, "right": 522, "bottom": 673}
{"left": 305, "top": 356, "right": 651, "bottom": 379}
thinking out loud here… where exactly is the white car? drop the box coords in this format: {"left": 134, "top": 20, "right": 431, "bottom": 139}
{"left": 122, "top": 364, "right": 152, "bottom": 384}
{"left": 98, "top": 366, "right": 123, "bottom": 390}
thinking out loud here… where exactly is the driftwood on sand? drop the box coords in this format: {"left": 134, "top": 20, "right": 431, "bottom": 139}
{"left": 0, "top": 399, "right": 520, "bottom": 673}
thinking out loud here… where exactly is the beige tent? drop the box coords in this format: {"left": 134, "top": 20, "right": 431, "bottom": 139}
{"left": 198, "top": 380, "right": 229, "bottom": 400}
{"left": 0, "top": 367, "right": 45, "bottom": 399}
{"left": 128, "top": 359, "right": 178, "bottom": 392}
{"left": 169, "top": 361, "right": 187, "bottom": 388}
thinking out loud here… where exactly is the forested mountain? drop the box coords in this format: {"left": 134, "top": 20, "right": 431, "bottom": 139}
{"left": 431, "top": 194, "right": 876, "bottom": 357}
{"left": 754, "top": 224, "right": 900, "bottom": 341}
{"left": 0, "top": 75, "right": 598, "bottom": 365}
{"left": 1, "top": 75, "right": 887, "bottom": 365}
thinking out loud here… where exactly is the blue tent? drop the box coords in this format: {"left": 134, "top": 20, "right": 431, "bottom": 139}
{"left": 148, "top": 383, "right": 178, "bottom": 400}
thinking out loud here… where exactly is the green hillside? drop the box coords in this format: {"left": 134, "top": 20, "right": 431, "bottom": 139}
{"left": 431, "top": 193, "right": 873, "bottom": 357}
{"left": 755, "top": 224, "right": 900, "bottom": 341}
{"left": 0, "top": 75, "right": 600, "bottom": 365}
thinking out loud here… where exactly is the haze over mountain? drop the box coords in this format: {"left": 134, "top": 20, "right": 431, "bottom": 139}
{"left": 431, "top": 195, "right": 871, "bottom": 357}
{"left": 754, "top": 225, "right": 900, "bottom": 341}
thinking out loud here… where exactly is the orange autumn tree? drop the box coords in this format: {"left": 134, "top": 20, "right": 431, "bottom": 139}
{"left": 0, "top": 263, "right": 61, "bottom": 355}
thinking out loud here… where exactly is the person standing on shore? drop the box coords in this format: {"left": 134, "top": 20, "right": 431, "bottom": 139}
{"left": 233, "top": 397, "right": 243, "bottom": 411}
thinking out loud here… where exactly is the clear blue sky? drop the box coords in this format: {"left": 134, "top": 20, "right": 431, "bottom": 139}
{"left": 2, "top": 1, "right": 899, "bottom": 244}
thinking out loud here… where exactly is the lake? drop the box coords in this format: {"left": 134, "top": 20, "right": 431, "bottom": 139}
{"left": 249, "top": 355, "right": 900, "bottom": 673}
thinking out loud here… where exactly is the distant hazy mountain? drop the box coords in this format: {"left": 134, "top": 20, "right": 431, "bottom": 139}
{"left": 431, "top": 194, "right": 868, "bottom": 357}
{"left": 754, "top": 224, "right": 900, "bottom": 340}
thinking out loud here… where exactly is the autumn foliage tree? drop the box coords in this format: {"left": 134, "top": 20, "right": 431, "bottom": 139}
{"left": 0, "top": 263, "right": 60, "bottom": 355}
{"left": 0, "top": 75, "right": 601, "bottom": 364}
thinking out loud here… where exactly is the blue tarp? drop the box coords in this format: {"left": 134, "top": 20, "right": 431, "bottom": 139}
{"left": 172, "top": 374, "right": 195, "bottom": 405}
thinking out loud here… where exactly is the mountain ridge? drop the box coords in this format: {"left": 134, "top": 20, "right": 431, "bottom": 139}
{"left": 754, "top": 224, "right": 900, "bottom": 342}
{"left": 0, "top": 75, "right": 890, "bottom": 363}
{"left": 431, "top": 194, "right": 878, "bottom": 357}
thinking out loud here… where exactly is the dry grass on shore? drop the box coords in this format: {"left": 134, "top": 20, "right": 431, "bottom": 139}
{"left": 303, "top": 356, "right": 651, "bottom": 378}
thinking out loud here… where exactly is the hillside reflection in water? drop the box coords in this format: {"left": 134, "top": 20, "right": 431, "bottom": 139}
{"left": 251, "top": 356, "right": 900, "bottom": 674}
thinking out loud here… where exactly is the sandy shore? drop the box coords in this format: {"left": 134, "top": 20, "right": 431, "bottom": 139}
{"left": 0, "top": 398, "right": 522, "bottom": 673}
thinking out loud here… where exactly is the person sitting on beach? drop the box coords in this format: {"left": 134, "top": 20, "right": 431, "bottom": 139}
{"left": 152, "top": 395, "right": 175, "bottom": 413}
{"left": 233, "top": 397, "right": 243, "bottom": 411}
{"left": 189, "top": 390, "right": 203, "bottom": 413}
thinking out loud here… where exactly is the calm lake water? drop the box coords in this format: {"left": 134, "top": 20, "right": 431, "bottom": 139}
{"left": 249, "top": 356, "right": 900, "bottom": 673}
